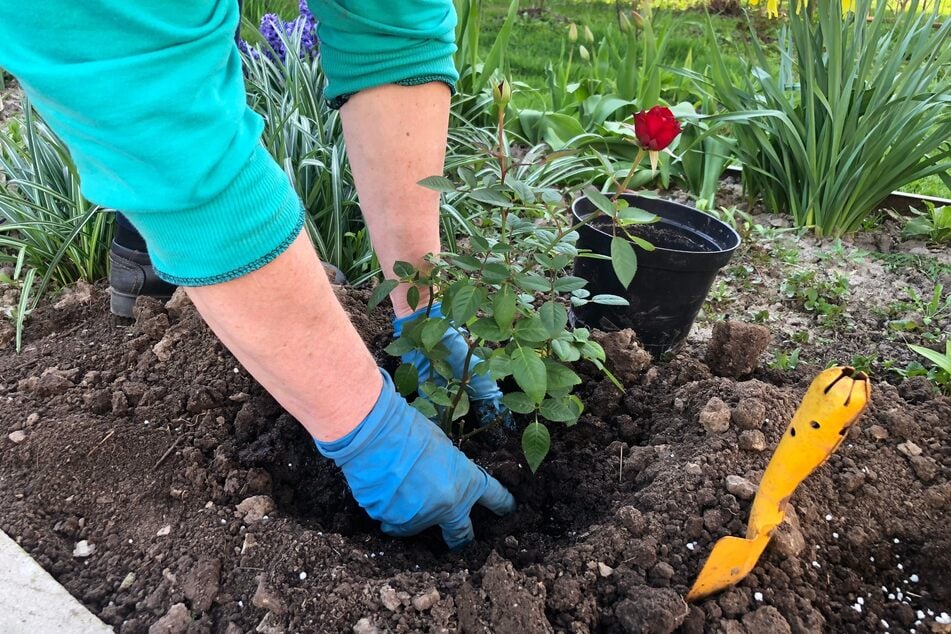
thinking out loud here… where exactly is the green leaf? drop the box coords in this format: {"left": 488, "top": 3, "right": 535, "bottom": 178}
{"left": 469, "top": 234, "right": 490, "bottom": 252}
{"left": 552, "top": 338, "right": 581, "bottom": 362}
{"left": 553, "top": 276, "right": 588, "bottom": 292}
{"left": 392, "top": 261, "right": 417, "bottom": 278}
{"left": 393, "top": 364, "right": 419, "bottom": 396}
{"left": 515, "top": 316, "right": 551, "bottom": 343}
{"left": 451, "top": 285, "right": 486, "bottom": 325}
{"left": 539, "top": 301, "right": 569, "bottom": 336}
{"left": 470, "top": 317, "right": 506, "bottom": 342}
{"left": 368, "top": 279, "right": 399, "bottom": 311}
{"left": 611, "top": 236, "right": 637, "bottom": 288}
{"left": 420, "top": 382, "right": 453, "bottom": 407}
{"left": 447, "top": 254, "right": 483, "bottom": 272}
{"left": 516, "top": 273, "right": 552, "bottom": 292}
{"left": 617, "top": 207, "right": 660, "bottom": 224}
{"left": 539, "top": 396, "right": 583, "bottom": 423}
{"left": 544, "top": 360, "right": 582, "bottom": 392}
{"left": 511, "top": 347, "right": 547, "bottom": 404}
{"left": 591, "top": 294, "right": 630, "bottom": 306}
{"left": 411, "top": 398, "right": 438, "bottom": 420}
{"left": 493, "top": 286, "right": 517, "bottom": 331}
{"left": 450, "top": 390, "right": 470, "bottom": 421}
{"left": 417, "top": 175, "right": 457, "bottom": 192}
{"left": 486, "top": 350, "right": 513, "bottom": 380}
{"left": 909, "top": 343, "right": 951, "bottom": 375}
{"left": 522, "top": 422, "right": 551, "bottom": 473}
{"left": 470, "top": 187, "right": 513, "bottom": 208}
{"left": 384, "top": 336, "right": 416, "bottom": 357}
{"left": 406, "top": 286, "right": 420, "bottom": 311}
{"left": 421, "top": 318, "right": 451, "bottom": 350}
{"left": 502, "top": 392, "right": 536, "bottom": 414}
{"left": 482, "top": 262, "right": 510, "bottom": 283}
{"left": 584, "top": 186, "right": 616, "bottom": 216}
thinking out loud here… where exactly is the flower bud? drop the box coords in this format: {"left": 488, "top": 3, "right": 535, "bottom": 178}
{"left": 633, "top": 105, "right": 682, "bottom": 151}
{"left": 631, "top": 10, "right": 645, "bottom": 29}
{"left": 619, "top": 12, "right": 632, "bottom": 33}
{"left": 584, "top": 25, "right": 594, "bottom": 43}
{"left": 492, "top": 79, "right": 512, "bottom": 108}
{"left": 568, "top": 23, "right": 578, "bottom": 43}
{"left": 578, "top": 45, "right": 590, "bottom": 62}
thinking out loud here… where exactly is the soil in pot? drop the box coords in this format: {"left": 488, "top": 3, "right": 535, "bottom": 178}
{"left": 589, "top": 215, "right": 716, "bottom": 253}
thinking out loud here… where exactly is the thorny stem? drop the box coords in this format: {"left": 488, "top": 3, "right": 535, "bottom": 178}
{"left": 443, "top": 335, "right": 478, "bottom": 437}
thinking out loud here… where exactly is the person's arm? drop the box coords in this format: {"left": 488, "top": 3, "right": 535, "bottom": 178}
{"left": 0, "top": 0, "right": 511, "bottom": 548}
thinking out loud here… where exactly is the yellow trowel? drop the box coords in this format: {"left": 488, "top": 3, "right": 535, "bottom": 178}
{"left": 686, "top": 366, "right": 871, "bottom": 601}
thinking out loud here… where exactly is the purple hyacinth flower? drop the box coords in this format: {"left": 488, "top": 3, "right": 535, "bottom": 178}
{"left": 259, "top": 13, "right": 287, "bottom": 61}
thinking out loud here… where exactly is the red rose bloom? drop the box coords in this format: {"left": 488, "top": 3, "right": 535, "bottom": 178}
{"left": 633, "top": 106, "right": 681, "bottom": 151}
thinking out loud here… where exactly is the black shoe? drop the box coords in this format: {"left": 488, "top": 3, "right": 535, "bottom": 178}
{"left": 108, "top": 241, "right": 176, "bottom": 318}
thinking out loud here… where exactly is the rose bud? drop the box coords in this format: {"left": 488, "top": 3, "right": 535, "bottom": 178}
{"left": 633, "top": 105, "right": 682, "bottom": 151}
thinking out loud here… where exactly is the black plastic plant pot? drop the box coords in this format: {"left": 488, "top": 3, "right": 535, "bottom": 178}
{"left": 570, "top": 193, "right": 741, "bottom": 356}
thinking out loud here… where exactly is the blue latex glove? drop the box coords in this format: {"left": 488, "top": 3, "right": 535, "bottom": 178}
{"left": 394, "top": 302, "right": 510, "bottom": 427}
{"left": 315, "top": 370, "right": 516, "bottom": 549}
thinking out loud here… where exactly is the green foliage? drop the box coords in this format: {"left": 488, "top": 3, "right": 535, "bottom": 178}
{"left": 695, "top": 0, "right": 951, "bottom": 236}
{"left": 0, "top": 248, "right": 37, "bottom": 352}
{"left": 382, "top": 115, "right": 625, "bottom": 472}
{"left": 767, "top": 347, "right": 801, "bottom": 370}
{"left": 886, "top": 283, "right": 951, "bottom": 338}
{"left": 780, "top": 269, "right": 849, "bottom": 325}
{"left": 901, "top": 202, "right": 951, "bottom": 244}
{"left": 452, "top": 0, "right": 523, "bottom": 122}
{"left": 241, "top": 32, "right": 377, "bottom": 285}
{"left": 906, "top": 341, "right": 951, "bottom": 395}
{"left": 0, "top": 105, "right": 114, "bottom": 332}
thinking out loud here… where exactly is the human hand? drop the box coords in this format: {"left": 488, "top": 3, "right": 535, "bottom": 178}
{"left": 315, "top": 371, "right": 515, "bottom": 548}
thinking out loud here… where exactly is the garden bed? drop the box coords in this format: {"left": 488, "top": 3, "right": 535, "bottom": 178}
{"left": 1, "top": 216, "right": 949, "bottom": 633}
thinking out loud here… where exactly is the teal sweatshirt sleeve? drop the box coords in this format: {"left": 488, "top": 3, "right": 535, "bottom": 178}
{"left": 0, "top": 1, "right": 457, "bottom": 284}
{"left": 0, "top": 2, "right": 304, "bottom": 285}
{"left": 307, "top": 0, "right": 459, "bottom": 107}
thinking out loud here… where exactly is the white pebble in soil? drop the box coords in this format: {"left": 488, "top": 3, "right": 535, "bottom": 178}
{"left": 825, "top": 514, "right": 833, "bottom": 521}
{"left": 852, "top": 602, "right": 863, "bottom": 613}
{"left": 300, "top": 572, "right": 307, "bottom": 580}
{"left": 754, "top": 592, "right": 763, "bottom": 602}
{"left": 937, "top": 613, "right": 951, "bottom": 625}
{"left": 910, "top": 574, "right": 919, "bottom": 583}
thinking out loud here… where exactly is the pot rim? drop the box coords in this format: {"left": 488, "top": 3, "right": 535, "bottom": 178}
{"left": 571, "top": 193, "right": 742, "bottom": 256}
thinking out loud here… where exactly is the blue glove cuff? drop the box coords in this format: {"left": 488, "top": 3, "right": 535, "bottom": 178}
{"left": 315, "top": 369, "right": 397, "bottom": 464}
{"left": 392, "top": 302, "right": 443, "bottom": 337}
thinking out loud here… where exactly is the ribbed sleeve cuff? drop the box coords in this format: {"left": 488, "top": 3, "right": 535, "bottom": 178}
{"left": 122, "top": 144, "right": 305, "bottom": 286}
{"left": 319, "top": 35, "right": 459, "bottom": 104}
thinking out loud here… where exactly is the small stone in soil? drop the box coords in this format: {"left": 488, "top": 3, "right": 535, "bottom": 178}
{"left": 353, "top": 617, "right": 382, "bottom": 634}
{"left": 897, "top": 441, "right": 922, "bottom": 457}
{"left": 412, "top": 588, "right": 440, "bottom": 611}
{"left": 725, "top": 475, "right": 757, "bottom": 500}
{"left": 72, "top": 540, "right": 94, "bottom": 558}
{"left": 236, "top": 495, "right": 276, "bottom": 523}
{"left": 699, "top": 397, "right": 731, "bottom": 433}
{"left": 867, "top": 425, "right": 889, "bottom": 440}
{"left": 732, "top": 397, "right": 767, "bottom": 430}
{"left": 7, "top": 430, "right": 26, "bottom": 444}
{"left": 738, "top": 430, "right": 767, "bottom": 452}
{"left": 156, "top": 525, "right": 171, "bottom": 537}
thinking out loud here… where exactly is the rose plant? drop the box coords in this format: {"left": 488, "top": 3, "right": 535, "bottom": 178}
{"left": 369, "top": 81, "right": 626, "bottom": 472}
{"left": 583, "top": 105, "right": 683, "bottom": 289}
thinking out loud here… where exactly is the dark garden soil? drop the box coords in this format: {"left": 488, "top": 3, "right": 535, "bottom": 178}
{"left": 1, "top": 247, "right": 949, "bottom": 633}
